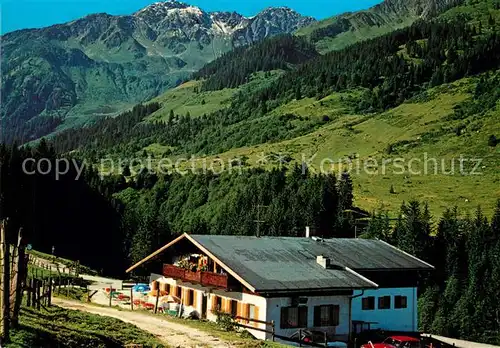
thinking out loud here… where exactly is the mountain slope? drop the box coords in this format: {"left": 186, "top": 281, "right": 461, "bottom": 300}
{"left": 0, "top": 0, "right": 315, "bottom": 144}
{"left": 48, "top": 0, "right": 500, "bottom": 217}
{"left": 297, "top": 0, "right": 463, "bottom": 52}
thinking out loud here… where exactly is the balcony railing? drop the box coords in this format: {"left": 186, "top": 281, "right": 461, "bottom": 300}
{"left": 163, "top": 264, "right": 228, "bottom": 289}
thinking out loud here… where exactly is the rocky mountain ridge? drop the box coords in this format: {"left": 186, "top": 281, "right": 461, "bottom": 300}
{"left": 0, "top": 0, "right": 315, "bottom": 143}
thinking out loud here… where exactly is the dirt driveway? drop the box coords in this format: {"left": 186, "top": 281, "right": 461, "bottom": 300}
{"left": 53, "top": 298, "right": 233, "bottom": 348}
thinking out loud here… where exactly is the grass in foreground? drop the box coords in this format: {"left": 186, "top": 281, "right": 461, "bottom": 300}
{"left": 7, "top": 304, "right": 166, "bottom": 348}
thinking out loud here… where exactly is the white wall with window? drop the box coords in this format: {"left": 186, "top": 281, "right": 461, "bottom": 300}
{"left": 351, "top": 288, "right": 417, "bottom": 332}
{"left": 267, "top": 295, "right": 350, "bottom": 341}
{"left": 150, "top": 273, "right": 269, "bottom": 339}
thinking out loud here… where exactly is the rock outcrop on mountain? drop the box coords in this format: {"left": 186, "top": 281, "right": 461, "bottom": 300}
{"left": 0, "top": 0, "right": 315, "bottom": 143}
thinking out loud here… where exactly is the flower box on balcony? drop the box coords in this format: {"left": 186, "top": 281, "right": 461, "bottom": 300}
{"left": 163, "top": 264, "right": 185, "bottom": 279}
{"left": 184, "top": 270, "right": 202, "bottom": 283}
{"left": 201, "top": 271, "right": 228, "bottom": 288}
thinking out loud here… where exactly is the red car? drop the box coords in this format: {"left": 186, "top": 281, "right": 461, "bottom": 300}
{"left": 361, "top": 336, "right": 420, "bottom": 348}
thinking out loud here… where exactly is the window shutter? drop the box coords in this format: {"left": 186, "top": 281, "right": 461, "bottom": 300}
{"left": 333, "top": 305, "right": 340, "bottom": 326}
{"left": 192, "top": 290, "right": 197, "bottom": 308}
{"left": 314, "top": 306, "right": 321, "bottom": 327}
{"left": 245, "top": 303, "right": 250, "bottom": 323}
{"left": 237, "top": 302, "right": 242, "bottom": 320}
{"left": 211, "top": 295, "right": 217, "bottom": 311}
{"left": 299, "top": 306, "right": 308, "bottom": 328}
{"left": 280, "top": 307, "right": 287, "bottom": 328}
{"left": 253, "top": 306, "right": 259, "bottom": 328}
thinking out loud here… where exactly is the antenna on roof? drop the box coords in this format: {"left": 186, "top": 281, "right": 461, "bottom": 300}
{"left": 254, "top": 204, "right": 268, "bottom": 238}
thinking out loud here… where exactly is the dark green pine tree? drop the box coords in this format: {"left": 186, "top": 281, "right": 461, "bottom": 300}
{"left": 295, "top": 85, "right": 302, "bottom": 100}
{"left": 122, "top": 165, "right": 131, "bottom": 177}
{"left": 392, "top": 201, "right": 433, "bottom": 261}
{"left": 362, "top": 212, "right": 391, "bottom": 241}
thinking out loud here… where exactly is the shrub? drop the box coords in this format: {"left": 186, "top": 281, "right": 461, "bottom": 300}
{"left": 488, "top": 134, "right": 498, "bottom": 147}
{"left": 214, "top": 310, "right": 236, "bottom": 331}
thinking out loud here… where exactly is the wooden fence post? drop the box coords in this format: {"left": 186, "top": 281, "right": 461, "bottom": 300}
{"left": 154, "top": 292, "right": 160, "bottom": 314}
{"left": 0, "top": 220, "right": 10, "bottom": 343}
{"left": 26, "top": 279, "right": 31, "bottom": 307}
{"left": 36, "top": 280, "right": 41, "bottom": 310}
{"left": 271, "top": 320, "right": 275, "bottom": 342}
{"left": 47, "top": 277, "right": 52, "bottom": 306}
{"left": 109, "top": 284, "right": 112, "bottom": 307}
{"left": 30, "top": 279, "right": 35, "bottom": 308}
{"left": 130, "top": 288, "right": 134, "bottom": 311}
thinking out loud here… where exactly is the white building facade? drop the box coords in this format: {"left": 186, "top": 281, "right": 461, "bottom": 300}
{"left": 128, "top": 233, "right": 433, "bottom": 344}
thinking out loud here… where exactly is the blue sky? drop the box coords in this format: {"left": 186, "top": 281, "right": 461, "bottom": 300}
{"left": 1, "top": 0, "right": 381, "bottom": 34}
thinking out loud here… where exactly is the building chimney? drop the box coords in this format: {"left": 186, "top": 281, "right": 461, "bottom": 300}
{"left": 317, "top": 255, "right": 331, "bottom": 269}
{"left": 306, "top": 226, "right": 310, "bottom": 238}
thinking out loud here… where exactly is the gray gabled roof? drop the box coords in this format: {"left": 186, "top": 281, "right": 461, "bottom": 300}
{"left": 189, "top": 235, "right": 432, "bottom": 292}
{"left": 190, "top": 234, "right": 376, "bottom": 292}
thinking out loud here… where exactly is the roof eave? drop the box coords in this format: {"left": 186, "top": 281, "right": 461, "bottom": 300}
{"left": 125, "top": 233, "right": 188, "bottom": 273}
{"left": 256, "top": 285, "right": 378, "bottom": 294}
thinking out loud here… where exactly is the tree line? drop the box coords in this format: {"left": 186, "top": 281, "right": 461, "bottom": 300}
{"left": 248, "top": 17, "right": 500, "bottom": 114}
{"left": 364, "top": 200, "right": 500, "bottom": 345}
{"left": 193, "top": 34, "right": 318, "bottom": 91}
{"left": 0, "top": 140, "right": 358, "bottom": 274}
{"left": 116, "top": 166, "right": 357, "bottom": 267}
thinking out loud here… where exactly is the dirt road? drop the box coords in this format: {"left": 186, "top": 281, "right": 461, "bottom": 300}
{"left": 53, "top": 298, "right": 233, "bottom": 348}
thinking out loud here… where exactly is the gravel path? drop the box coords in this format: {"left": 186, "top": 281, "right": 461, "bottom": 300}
{"left": 52, "top": 298, "right": 233, "bottom": 348}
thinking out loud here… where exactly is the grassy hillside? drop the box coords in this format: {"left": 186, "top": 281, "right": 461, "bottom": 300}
{"left": 147, "top": 71, "right": 284, "bottom": 122}
{"left": 169, "top": 76, "right": 499, "bottom": 217}
{"left": 147, "top": 80, "right": 235, "bottom": 121}
{"left": 49, "top": 0, "right": 500, "bottom": 219}
{"left": 8, "top": 305, "right": 165, "bottom": 347}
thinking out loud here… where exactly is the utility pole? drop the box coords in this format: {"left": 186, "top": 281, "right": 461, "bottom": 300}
{"left": 254, "top": 205, "right": 268, "bottom": 238}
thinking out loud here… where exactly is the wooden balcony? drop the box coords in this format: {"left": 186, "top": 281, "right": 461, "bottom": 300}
{"left": 163, "top": 264, "right": 228, "bottom": 289}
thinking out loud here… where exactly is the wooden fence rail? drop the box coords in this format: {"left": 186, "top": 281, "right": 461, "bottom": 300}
{"left": 233, "top": 315, "right": 330, "bottom": 347}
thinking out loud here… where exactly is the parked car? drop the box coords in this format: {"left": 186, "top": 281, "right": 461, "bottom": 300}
{"left": 289, "top": 329, "right": 348, "bottom": 347}
{"left": 361, "top": 336, "right": 420, "bottom": 348}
